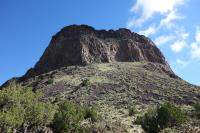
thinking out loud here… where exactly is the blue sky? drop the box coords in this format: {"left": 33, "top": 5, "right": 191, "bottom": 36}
{"left": 0, "top": 0, "right": 200, "bottom": 86}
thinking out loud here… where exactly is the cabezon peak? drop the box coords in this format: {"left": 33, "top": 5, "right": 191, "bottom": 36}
{"left": 22, "top": 24, "right": 175, "bottom": 79}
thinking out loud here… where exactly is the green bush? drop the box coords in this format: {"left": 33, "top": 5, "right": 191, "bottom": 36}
{"left": 157, "top": 103, "right": 186, "bottom": 129}
{"left": 0, "top": 86, "right": 57, "bottom": 133}
{"left": 80, "top": 79, "right": 90, "bottom": 87}
{"left": 128, "top": 106, "right": 136, "bottom": 116}
{"left": 135, "top": 108, "right": 159, "bottom": 133}
{"left": 193, "top": 102, "right": 200, "bottom": 118}
{"left": 84, "top": 107, "right": 98, "bottom": 122}
{"left": 135, "top": 103, "right": 185, "bottom": 133}
{"left": 0, "top": 86, "right": 100, "bottom": 133}
{"left": 51, "top": 101, "right": 100, "bottom": 133}
{"left": 51, "top": 101, "right": 86, "bottom": 133}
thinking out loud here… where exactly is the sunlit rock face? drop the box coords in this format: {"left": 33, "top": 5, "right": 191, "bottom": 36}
{"left": 23, "top": 24, "right": 175, "bottom": 79}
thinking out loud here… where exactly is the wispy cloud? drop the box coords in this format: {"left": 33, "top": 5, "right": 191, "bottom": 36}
{"left": 127, "top": 0, "right": 186, "bottom": 28}
{"left": 126, "top": 0, "right": 200, "bottom": 85}
{"left": 138, "top": 25, "right": 156, "bottom": 36}
{"left": 181, "top": 32, "right": 189, "bottom": 39}
{"left": 127, "top": 0, "right": 200, "bottom": 69}
{"left": 173, "top": 28, "right": 200, "bottom": 69}
{"left": 168, "top": 28, "right": 189, "bottom": 53}
{"left": 190, "top": 26, "right": 200, "bottom": 59}
{"left": 154, "top": 35, "right": 174, "bottom": 46}
{"left": 127, "top": 0, "right": 188, "bottom": 52}
{"left": 190, "top": 42, "right": 200, "bottom": 59}
{"left": 170, "top": 40, "right": 187, "bottom": 53}
{"left": 159, "top": 9, "right": 185, "bottom": 28}
{"left": 195, "top": 26, "right": 200, "bottom": 42}
{"left": 176, "top": 59, "right": 189, "bottom": 67}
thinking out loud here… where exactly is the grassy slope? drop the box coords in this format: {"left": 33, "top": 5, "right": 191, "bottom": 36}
{"left": 21, "top": 61, "right": 200, "bottom": 132}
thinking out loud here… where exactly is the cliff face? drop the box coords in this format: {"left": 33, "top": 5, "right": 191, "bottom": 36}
{"left": 23, "top": 25, "right": 175, "bottom": 79}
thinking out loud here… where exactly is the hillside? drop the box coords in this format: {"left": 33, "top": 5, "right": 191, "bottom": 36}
{"left": 22, "top": 61, "right": 200, "bottom": 105}
{"left": 6, "top": 62, "right": 200, "bottom": 132}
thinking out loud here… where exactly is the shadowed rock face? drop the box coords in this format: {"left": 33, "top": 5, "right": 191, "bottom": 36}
{"left": 21, "top": 25, "right": 175, "bottom": 79}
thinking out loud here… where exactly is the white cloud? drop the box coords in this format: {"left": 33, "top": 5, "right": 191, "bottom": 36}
{"left": 127, "top": 0, "right": 186, "bottom": 28}
{"left": 127, "top": 17, "right": 145, "bottom": 28}
{"left": 170, "top": 40, "right": 187, "bottom": 53}
{"left": 191, "top": 42, "right": 200, "bottom": 59}
{"left": 159, "top": 10, "right": 185, "bottom": 28}
{"left": 138, "top": 26, "right": 156, "bottom": 36}
{"left": 174, "top": 27, "right": 190, "bottom": 39}
{"left": 154, "top": 35, "right": 174, "bottom": 46}
{"left": 189, "top": 27, "right": 200, "bottom": 59}
{"left": 181, "top": 32, "right": 189, "bottom": 39}
{"left": 195, "top": 27, "right": 200, "bottom": 42}
{"left": 176, "top": 59, "right": 189, "bottom": 67}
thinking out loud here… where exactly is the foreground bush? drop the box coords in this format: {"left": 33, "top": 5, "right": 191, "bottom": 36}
{"left": 51, "top": 101, "right": 84, "bottom": 133}
{"left": 136, "top": 103, "right": 186, "bottom": 133}
{"left": 0, "top": 86, "right": 101, "bottom": 133}
{"left": 51, "top": 101, "right": 99, "bottom": 133}
{"left": 135, "top": 108, "right": 159, "bottom": 133}
{"left": 193, "top": 102, "right": 200, "bottom": 118}
{"left": 157, "top": 103, "right": 185, "bottom": 128}
{"left": 84, "top": 107, "right": 98, "bottom": 122}
{"left": 128, "top": 106, "right": 136, "bottom": 116}
{"left": 0, "top": 86, "right": 57, "bottom": 133}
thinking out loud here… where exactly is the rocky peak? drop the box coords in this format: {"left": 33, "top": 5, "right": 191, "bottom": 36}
{"left": 22, "top": 24, "right": 175, "bottom": 79}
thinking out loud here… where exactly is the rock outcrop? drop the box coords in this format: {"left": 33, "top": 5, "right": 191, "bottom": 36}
{"left": 22, "top": 24, "right": 175, "bottom": 79}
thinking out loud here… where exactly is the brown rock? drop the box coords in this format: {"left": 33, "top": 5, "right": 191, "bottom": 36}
{"left": 23, "top": 24, "right": 174, "bottom": 79}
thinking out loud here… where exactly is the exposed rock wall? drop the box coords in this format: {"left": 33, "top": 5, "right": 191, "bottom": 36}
{"left": 22, "top": 25, "right": 174, "bottom": 79}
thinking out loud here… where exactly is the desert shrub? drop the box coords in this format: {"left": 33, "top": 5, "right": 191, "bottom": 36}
{"left": 135, "top": 103, "right": 185, "bottom": 133}
{"left": 46, "top": 79, "right": 53, "bottom": 84}
{"left": 0, "top": 86, "right": 57, "bottom": 133}
{"left": 135, "top": 108, "right": 159, "bottom": 133}
{"left": 193, "top": 102, "right": 200, "bottom": 118}
{"left": 51, "top": 101, "right": 85, "bottom": 133}
{"left": 0, "top": 86, "right": 102, "bottom": 133}
{"left": 84, "top": 107, "right": 98, "bottom": 122}
{"left": 128, "top": 106, "right": 136, "bottom": 116}
{"left": 51, "top": 101, "right": 100, "bottom": 133}
{"left": 81, "top": 79, "right": 90, "bottom": 87}
{"left": 157, "top": 103, "right": 186, "bottom": 129}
